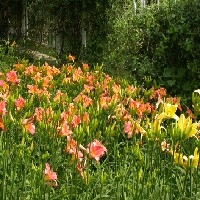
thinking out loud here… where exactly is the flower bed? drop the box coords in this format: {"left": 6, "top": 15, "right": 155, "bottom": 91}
{"left": 0, "top": 56, "right": 200, "bottom": 199}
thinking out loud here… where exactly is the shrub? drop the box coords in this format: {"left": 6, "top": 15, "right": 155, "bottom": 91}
{"left": 103, "top": 0, "right": 200, "bottom": 96}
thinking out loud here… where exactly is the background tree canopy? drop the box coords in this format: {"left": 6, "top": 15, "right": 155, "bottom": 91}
{"left": 0, "top": 0, "right": 200, "bottom": 98}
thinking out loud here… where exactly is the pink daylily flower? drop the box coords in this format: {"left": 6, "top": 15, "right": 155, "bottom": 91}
{"left": 86, "top": 139, "right": 107, "bottom": 162}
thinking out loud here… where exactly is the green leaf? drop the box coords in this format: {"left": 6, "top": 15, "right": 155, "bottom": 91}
{"left": 182, "top": 83, "right": 191, "bottom": 91}
{"left": 167, "top": 79, "right": 176, "bottom": 86}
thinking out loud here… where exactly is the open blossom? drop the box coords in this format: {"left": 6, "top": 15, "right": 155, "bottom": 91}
{"left": 27, "top": 85, "right": 40, "bottom": 95}
{"left": 71, "top": 115, "right": 81, "bottom": 129}
{"left": 22, "top": 115, "right": 36, "bottom": 135}
{"left": 44, "top": 163, "right": 58, "bottom": 187}
{"left": 6, "top": 70, "right": 20, "bottom": 84}
{"left": 112, "top": 83, "right": 121, "bottom": 94}
{"left": 86, "top": 139, "right": 107, "bottom": 162}
{"left": 172, "top": 148, "right": 199, "bottom": 168}
{"left": 123, "top": 120, "right": 146, "bottom": 138}
{"left": 124, "top": 121, "right": 133, "bottom": 138}
{"left": 24, "top": 123, "right": 35, "bottom": 135}
{"left": 24, "top": 65, "right": 38, "bottom": 76}
{"left": 15, "top": 97, "right": 25, "bottom": 111}
{"left": 68, "top": 54, "right": 75, "bottom": 62}
{"left": 57, "top": 121, "right": 73, "bottom": 137}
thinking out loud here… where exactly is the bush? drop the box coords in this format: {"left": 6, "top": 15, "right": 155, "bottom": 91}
{"left": 103, "top": 0, "right": 200, "bottom": 96}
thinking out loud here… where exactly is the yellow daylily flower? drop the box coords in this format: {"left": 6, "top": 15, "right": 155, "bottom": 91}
{"left": 173, "top": 152, "right": 185, "bottom": 166}
{"left": 191, "top": 147, "right": 199, "bottom": 168}
{"left": 173, "top": 148, "right": 199, "bottom": 168}
{"left": 157, "top": 103, "right": 179, "bottom": 120}
{"left": 177, "top": 114, "right": 197, "bottom": 139}
{"left": 153, "top": 118, "right": 162, "bottom": 133}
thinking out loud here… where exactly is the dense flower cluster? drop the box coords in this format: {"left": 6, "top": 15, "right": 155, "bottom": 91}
{"left": 0, "top": 55, "right": 199, "bottom": 188}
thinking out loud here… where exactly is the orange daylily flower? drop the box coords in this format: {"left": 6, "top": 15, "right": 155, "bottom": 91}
{"left": 57, "top": 121, "right": 72, "bottom": 137}
{"left": 53, "top": 90, "right": 66, "bottom": 103}
{"left": 0, "top": 118, "right": 4, "bottom": 131}
{"left": 71, "top": 115, "right": 81, "bottom": 129}
{"left": 43, "top": 64, "right": 60, "bottom": 76}
{"left": 34, "top": 107, "right": 53, "bottom": 122}
{"left": 124, "top": 121, "right": 133, "bottom": 138}
{"left": 24, "top": 123, "right": 35, "bottom": 135}
{"left": 34, "top": 107, "right": 44, "bottom": 121}
{"left": 0, "top": 101, "right": 7, "bottom": 116}
{"left": 86, "top": 74, "right": 95, "bottom": 85}
{"left": 86, "top": 139, "right": 107, "bottom": 162}
{"left": 100, "top": 96, "right": 111, "bottom": 109}
{"left": 13, "top": 63, "right": 24, "bottom": 71}
{"left": 150, "top": 87, "right": 167, "bottom": 100}
{"left": 82, "top": 112, "right": 90, "bottom": 124}
{"left": 22, "top": 115, "right": 36, "bottom": 135}
{"left": 83, "top": 84, "right": 94, "bottom": 93}
{"left": 42, "top": 76, "right": 53, "bottom": 89}
{"left": 82, "top": 63, "right": 89, "bottom": 71}
{"left": 82, "top": 95, "right": 93, "bottom": 108}
{"left": 27, "top": 85, "right": 40, "bottom": 95}
{"left": 65, "top": 136, "right": 77, "bottom": 153}
{"left": 68, "top": 54, "right": 75, "bottom": 62}
{"left": 65, "top": 136, "right": 84, "bottom": 162}
{"left": 24, "top": 65, "right": 38, "bottom": 76}
{"left": 15, "top": 97, "right": 25, "bottom": 111}
{"left": 72, "top": 67, "right": 83, "bottom": 82}
{"left": 126, "top": 85, "right": 137, "bottom": 96}
{"left": 61, "top": 103, "right": 76, "bottom": 121}
{"left": 66, "top": 65, "right": 73, "bottom": 74}
{"left": 0, "top": 80, "right": 9, "bottom": 91}
{"left": 6, "top": 70, "right": 20, "bottom": 84}
{"left": 44, "top": 163, "right": 58, "bottom": 187}
{"left": 112, "top": 83, "right": 121, "bottom": 94}
{"left": 123, "top": 120, "right": 146, "bottom": 138}
{"left": 32, "top": 72, "right": 42, "bottom": 83}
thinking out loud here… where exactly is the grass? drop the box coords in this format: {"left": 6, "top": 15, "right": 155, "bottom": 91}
{"left": 0, "top": 56, "right": 200, "bottom": 199}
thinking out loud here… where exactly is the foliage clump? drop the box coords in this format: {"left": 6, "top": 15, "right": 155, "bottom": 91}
{"left": 103, "top": 0, "right": 200, "bottom": 97}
